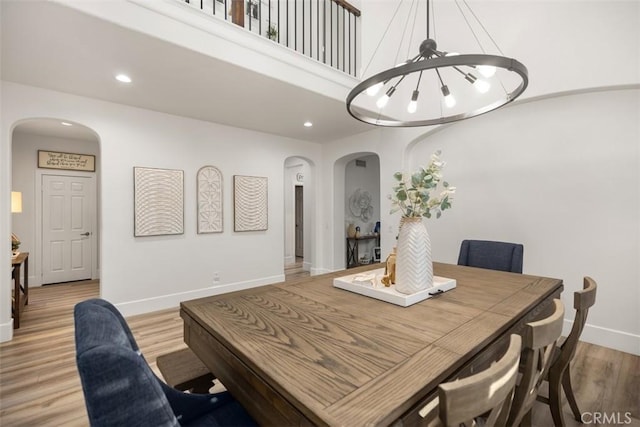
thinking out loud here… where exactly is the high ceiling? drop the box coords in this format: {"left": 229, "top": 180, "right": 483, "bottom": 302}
{"left": 1, "top": 0, "right": 373, "bottom": 143}
{"left": 3, "top": 1, "right": 637, "bottom": 144}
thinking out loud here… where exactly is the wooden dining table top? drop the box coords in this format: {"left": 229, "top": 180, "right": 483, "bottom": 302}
{"left": 180, "top": 262, "right": 563, "bottom": 427}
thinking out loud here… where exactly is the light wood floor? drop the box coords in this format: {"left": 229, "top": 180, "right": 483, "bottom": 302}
{"left": 1, "top": 270, "right": 638, "bottom": 426}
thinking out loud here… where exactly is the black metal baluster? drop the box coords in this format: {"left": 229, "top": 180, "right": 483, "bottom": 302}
{"left": 342, "top": 7, "right": 345, "bottom": 72}
{"left": 268, "top": 0, "right": 271, "bottom": 39}
{"left": 309, "top": 0, "right": 313, "bottom": 57}
{"left": 349, "top": 11, "right": 352, "bottom": 75}
{"left": 353, "top": 12, "right": 357, "bottom": 76}
{"left": 323, "top": 0, "right": 326, "bottom": 64}
{"left": 259, "top": 0, "right": 262, "bottom": 36}
{"left": 336, "top": 4, "right": 339, "bottom": 71}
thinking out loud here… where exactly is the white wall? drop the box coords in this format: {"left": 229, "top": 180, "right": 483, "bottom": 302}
{"left": 322, "top": 88, "right": 640, "bottom": 355}
{"left": 408, "top": 89, "right": 640, "bottom": 355}
{"left": 0, "top": 82, "right": 322, "bottom": 340}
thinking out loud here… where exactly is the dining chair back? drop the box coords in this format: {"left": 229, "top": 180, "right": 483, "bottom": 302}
{"left": 419, "top": 334, "right": 522, "bottom": 427}
{"left": 537, "top": 277, "right": 597, "bottom": 426}
{"left": 508, "top": 299, "right": 565, "bottom": 426}
{"left": 457, "top": 240, "right": 524, "bottom": 273}
{"left": 74, "top": 298, "right": 256, "bottom": 427}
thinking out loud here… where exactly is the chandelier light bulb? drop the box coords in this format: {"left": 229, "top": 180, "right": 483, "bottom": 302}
{"left": 407, "top": 90, "right": 419, "bottom": 114}
{"left": 477, "top": 65, "right": 496, "bottom": 78}
{"left": 376, "top": 87, "right": 396, "bottom": 109}
{"left": 474, "top": 78, "right": 491, "bottom": 93}
{"left": 376, "top": 94, "right": 390, "bottom": 109}
{"left": 441, "top": 86, "right": 456, "bottom": 108}
{"left": 366, "top": 82, "right": 383, "bottom": 96}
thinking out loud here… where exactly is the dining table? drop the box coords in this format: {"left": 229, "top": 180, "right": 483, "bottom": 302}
{"left": 180, "top": 262, "right": 563, "bottom": 427}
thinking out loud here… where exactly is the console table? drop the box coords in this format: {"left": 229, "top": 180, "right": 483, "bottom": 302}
{"left": 11, "top": 252, "right": 29, "bottom": 329}
{"left": 346, "top": 235, "right": 379, "bottom": 268}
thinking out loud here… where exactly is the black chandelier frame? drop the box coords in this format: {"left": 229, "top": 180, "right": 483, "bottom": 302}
{"left": 346, "top": 53, "right": 528, "bottom": 127}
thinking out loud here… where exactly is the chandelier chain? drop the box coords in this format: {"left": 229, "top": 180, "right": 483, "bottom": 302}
{"left": 461, "top": 0, "right": 505, "bottom": 56}
{"left": 407, "top": 0, "right": 420, "bottom": 60}
{"left": 454, "top": 0, "right": 485, "bottom": 54}
{"left": 396, "top": 0, "right": 418, "bottom": 66}
{"left": 360, "top": 0, "right": 407, "bottom": 78}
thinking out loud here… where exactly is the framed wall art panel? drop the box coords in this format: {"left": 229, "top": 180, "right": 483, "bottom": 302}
{"left": 234, "top": 175, "right": 268, "bottom": 232}
{"left": 197, "top": 166, "right": 223, "bottom": 233}
{"left": 134, "top": 167, "right": 184, "bottom": 237}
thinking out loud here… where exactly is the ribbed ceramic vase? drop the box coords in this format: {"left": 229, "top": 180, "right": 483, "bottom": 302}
{"left": 395, "top": 217, "right": 433, "bottom": 294}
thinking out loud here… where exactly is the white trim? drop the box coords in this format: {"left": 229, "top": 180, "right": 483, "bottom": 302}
{"left": 563, "top": 319, "right": 640, "bottom": 356}
{"left": 0, "top": 319, "right": 14, "bottom": 342}
{"left": 310, "top": 267, "right": 333, "bottom": 276}
{"left": 114, "top": 274, "right": 285, "bottom": 317}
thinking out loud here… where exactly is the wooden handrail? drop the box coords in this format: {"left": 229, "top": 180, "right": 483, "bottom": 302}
{"left": 333, "top": 0, "right": 361, "bottom": 17}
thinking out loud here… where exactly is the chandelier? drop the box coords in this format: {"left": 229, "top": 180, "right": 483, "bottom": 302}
{"left": 346, "top": 0, "right": 528, "bottom": 127}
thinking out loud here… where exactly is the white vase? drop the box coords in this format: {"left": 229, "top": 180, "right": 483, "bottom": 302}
{"left": 395, "top": 217, "right": 433, "bottom": 294}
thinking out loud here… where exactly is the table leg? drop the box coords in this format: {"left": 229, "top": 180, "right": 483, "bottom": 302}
{"left": 23, "top": 256, "right": 28, "bottom": 305}
{"left": 13, "top": 264, "right": 21, "bottom": 329}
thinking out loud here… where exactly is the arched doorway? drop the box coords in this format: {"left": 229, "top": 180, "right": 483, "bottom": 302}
{"left": 283, "top": 156, "right": 314, "bottom": 274}
{"left": 332, "top": 152, "right": 381, "bottom": 269}
{"left": 11, "top": 118, "right": 100, "bottom": 287}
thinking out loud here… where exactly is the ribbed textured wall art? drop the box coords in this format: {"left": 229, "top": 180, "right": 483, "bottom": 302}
{"left": 197, "top": 166, "right": 223, "bottom": 233}
{"left": 234, "top": 175, "right": 268, "bottom": 232}
{"left": 134, "top": 167, "right": 184, "bottom": 237}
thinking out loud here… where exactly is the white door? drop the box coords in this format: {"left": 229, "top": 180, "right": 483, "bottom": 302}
{"left": 42, "top": 175, "right": 94, "bottom": 284}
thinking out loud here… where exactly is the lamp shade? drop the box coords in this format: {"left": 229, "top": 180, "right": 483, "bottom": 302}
{"left": 11, "top": 191, "right": 22, "bottom": 213}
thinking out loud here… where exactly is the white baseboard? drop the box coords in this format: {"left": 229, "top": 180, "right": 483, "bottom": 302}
{"left": 564, "top": 319, "right": 640, "bottom": 356}
{"left": 115, "top": 274, "right": 285, "bottom": 318}
{"left": 0, "top": 319, "right": 14, "bottom": 342}
{"left": 284, "top": 256, "right": 295, "bottom": 265}
{"left": 310, "top": 267, "right": 333, "bottom": 276}
{"left": 303, "top": 261, "right": 311, "bottom": 271}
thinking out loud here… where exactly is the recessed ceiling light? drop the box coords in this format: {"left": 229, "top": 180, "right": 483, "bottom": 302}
{"left": 115, "top": 74, "right": 132, "bottom": 83}
{"left": 303, "top": 121, "right": 313, "bottom": 127}
{"left": 61, "top": 122, "right": 72, "bottom": 126}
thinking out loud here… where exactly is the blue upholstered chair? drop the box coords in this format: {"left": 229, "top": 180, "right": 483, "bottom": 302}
{"left": 74, "top": 298, "right": 257, "bottom": 427}
{"left": 457, "top": 240, "right": 524, "bottom": 273}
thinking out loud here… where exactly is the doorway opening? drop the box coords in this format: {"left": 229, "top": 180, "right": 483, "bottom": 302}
{"left": 284, "top": 156, "right": 313, "bottom": 276}
{"left": 11, "top": 118, "right": 100, "bottom": 288}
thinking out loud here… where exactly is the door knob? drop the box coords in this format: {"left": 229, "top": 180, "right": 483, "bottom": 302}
{"left": 80, "top": 232, "right": 91, "bottom": 236}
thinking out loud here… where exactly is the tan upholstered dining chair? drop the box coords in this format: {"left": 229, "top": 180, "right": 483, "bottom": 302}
{"left": 419, "top": 334, "right": 522, "bottom": 427}
{"left": 508, "top": 299, "right": 565, "bottom": 427}
{"left": 536, "top": 277, "right": 597, "bottom": 426}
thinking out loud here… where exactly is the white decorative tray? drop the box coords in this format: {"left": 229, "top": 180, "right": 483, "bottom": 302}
{"left": 333, "top": 268, "right": 456, "bottom": 307}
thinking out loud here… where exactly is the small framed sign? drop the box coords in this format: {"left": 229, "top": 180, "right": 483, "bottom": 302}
{"left": 38, "top": 150, "right": 96, "bottom": 172}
